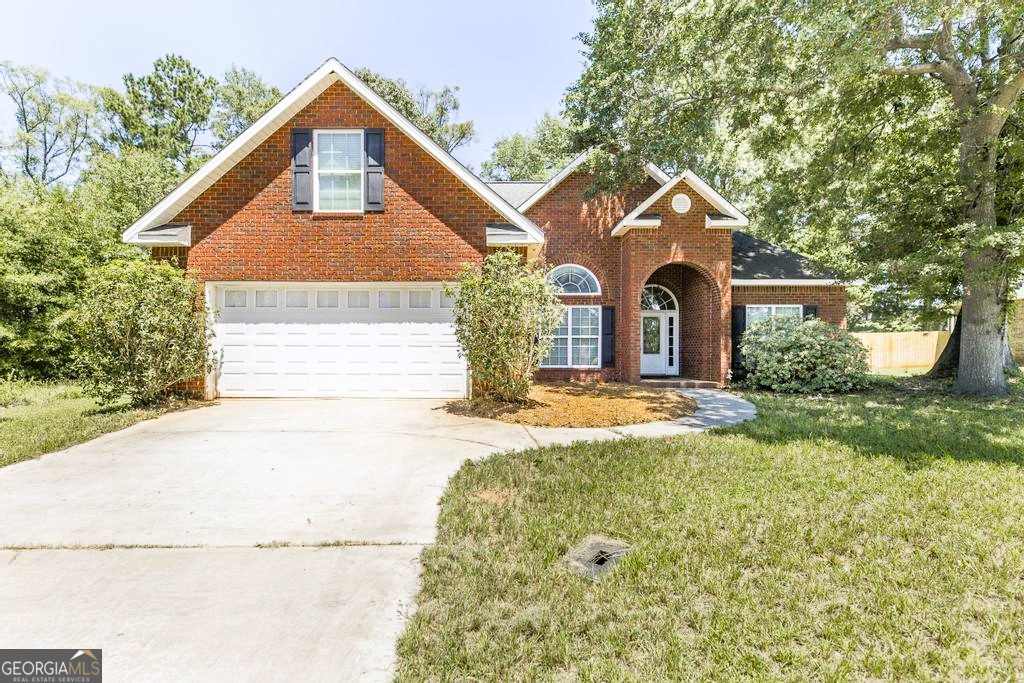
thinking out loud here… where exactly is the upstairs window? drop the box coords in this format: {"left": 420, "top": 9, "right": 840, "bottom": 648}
{"left": 549, "top": 264, "right": 600, "bottom": 295}
{"left": 314, "top": 130, "right": 363, "bottom": 212}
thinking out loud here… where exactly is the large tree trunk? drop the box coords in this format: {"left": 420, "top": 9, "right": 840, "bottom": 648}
{"left": 953, "top": 124, "right": 1009, "bottom": 396}
{"left": 1004, "top": 321, "right": 1021, "bottom": 374}
{"left": 927, "top": 311, "right": 961, "bottom": 378}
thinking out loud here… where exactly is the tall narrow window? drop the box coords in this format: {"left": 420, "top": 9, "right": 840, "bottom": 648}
{"left": 314, "top": 130, "right": 363, "bottom": 212}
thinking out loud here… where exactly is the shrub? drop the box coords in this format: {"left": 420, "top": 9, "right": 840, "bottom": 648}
{"left": 740, "top": 317, "right": 870, "bottom": 393}
{"left": 72, "top": 259, "right": 209, "bottom": 405}
{"left": 447, "top": 251, "right": 563, "bottom": 403}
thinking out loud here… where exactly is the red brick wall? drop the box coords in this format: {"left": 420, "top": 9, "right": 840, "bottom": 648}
{"left": 172, "top": 81, "right": 500, "bottom": 283}
{"left": 732, "top": 286, "right": 848, "bottom": 327}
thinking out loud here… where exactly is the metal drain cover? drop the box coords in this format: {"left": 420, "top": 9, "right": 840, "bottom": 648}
{"left": 561, "top": 535, "right": 632, "bottom": 581}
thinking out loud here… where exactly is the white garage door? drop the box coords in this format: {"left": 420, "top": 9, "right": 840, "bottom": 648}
{"left": 209, "top": 283, "right": 467, "bottom": 398}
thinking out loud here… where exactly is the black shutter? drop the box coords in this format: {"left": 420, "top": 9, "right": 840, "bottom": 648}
{"left": 731, "top": 305, "right": 746, "bottom": 371}
{"left": 291, "top": 128, "right": 313, "bottom": 211}
{"left": 601, "top": 306, "right": 616, "bottom": 368}
{"left": 364, "top": 128, "right": 385, "bottom": 212}
{"left": 804, "top": 304, "right": 818, "bottom": 319}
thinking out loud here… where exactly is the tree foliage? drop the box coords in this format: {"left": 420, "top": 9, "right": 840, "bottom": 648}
{"left": 355, "top": 68, "right": 475, "bottom": 152}
{"left": 568, "top": 0, "right": 1024, "bottom": 394}
{"left": 480, "top": 113, "right": 575, "bottom": 180}
{"left": 0, "top": 62, "right": 95, "bottom": 185}
{"left": 212, "top": 65, "right": 282, "bottom": 149}
{"left": 72, "top": 260, "right": 209, "bottom": 405}
{"left": 100, "top": 54, "right": 218, "bottom": 170}
{"left": 447, "top": 251, "right": 563, "bottom": 403}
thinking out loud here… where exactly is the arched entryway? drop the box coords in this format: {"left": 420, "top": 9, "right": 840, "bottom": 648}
{"left": 642, "top": 263, "right": 722, "bottom": 381}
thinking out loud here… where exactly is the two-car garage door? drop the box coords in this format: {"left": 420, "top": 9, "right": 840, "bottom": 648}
{"left": 209, "top": 283, "right": 467, "bottom": 398}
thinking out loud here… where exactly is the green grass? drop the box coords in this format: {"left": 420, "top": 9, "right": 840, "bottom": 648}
{"left": 396, "top": 377, "right": 1024, "bottom": 681}
{"left": 0, "top": 380, "right": 182, "bottom": 467}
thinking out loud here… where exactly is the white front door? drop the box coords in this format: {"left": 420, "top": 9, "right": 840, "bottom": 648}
{"left": 640, "top": 311, "right": 677, "bottom": 376}
{"left": 208, "top": 282, "right": 468, "bottom": 398}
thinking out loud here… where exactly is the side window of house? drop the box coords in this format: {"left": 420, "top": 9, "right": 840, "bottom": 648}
{"left": 746, "top": 304, "right": 803, "bottom": 326}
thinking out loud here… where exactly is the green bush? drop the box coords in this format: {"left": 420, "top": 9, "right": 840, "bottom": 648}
{"left": 740, "top": 317, "right": 870, "bottom": 393}
{"left": 447, "top": 251, "right": 563, "bottom": 403}
{"left": 72, "top": 260, "right": 209, "bottom": 405}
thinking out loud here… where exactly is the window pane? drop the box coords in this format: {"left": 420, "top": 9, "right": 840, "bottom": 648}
{"left": 775, "top": 305, "right": 802, "bottom": 319}
{"left": 347, "top": 290, "right": 370, "bottom": 308}
{"left": 542, "top": 337, "right": 568, "bottom": 367}
{"left": 409, "top": 291, "right": 432, "bottom": 309}
{"left": 643, "top": 316, "right": 661, "bottom": 354}
{"left": 571, "top": 307, "right": 599, "bottom": 337}
{"left": 318, "top": 173, "right": 362, "bottom": 211}
{"left": 747, "top": 306, "right": 772, "bottom": 326}
{"left": 439, "top": 292, "right": 455, "bottom": 308}
{"left": 316, "top": 290, "right": 339, "bottom": 308}
{"left": 554, "top": 309, "right": 569, "bottom": 336}
{"left": 378, "top": 290, "right": 401, "bottom": 308}
{"left": 285, "top": 290, "right": 309, "bottom": 308}
{"left": 224, "top": 290, "right": 247, "bottom": 308}
{"left": 255, "top": 290, "right": 278, "bottom": 308}
{"left": 316, "top": 132, "right": 361, "bottom": 171}
{"left": 572, "top": 338, "right": 599, "bottom": 367}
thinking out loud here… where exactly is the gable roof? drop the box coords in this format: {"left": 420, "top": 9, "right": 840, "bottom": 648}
{"left": 611, "top": 171, "right": 749, "bottom": 236}
{"left": 731, "top": 231, "right": 839, "bottom": 284}
{"left": 486, "top": 181, "right": 546, "bottom": 208}
{"left": 123, "top": 58, "right": 544, "bottom": 246}
{"left": 515, "top": 150, "right": 670, "bottom": 213}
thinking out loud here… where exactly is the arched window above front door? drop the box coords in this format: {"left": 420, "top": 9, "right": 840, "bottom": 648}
{"left": 549, "top": 264, "right": 601, "bottom": 295}
{"left": 641, "top": 285, "right": 677, "bottom": 310}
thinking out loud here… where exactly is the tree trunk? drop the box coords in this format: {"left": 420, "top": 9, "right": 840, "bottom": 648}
{"left": 927, "top": 311, "right": 960, "bottom": 378}
{"left": 953, "top": 124, "right": 1009, "bottom": 396}
{"left": 1004, "top": 321, "right": 1021, "bottom": 374}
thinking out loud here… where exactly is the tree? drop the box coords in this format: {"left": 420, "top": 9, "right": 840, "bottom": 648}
{"left": 101, "top": 54, "right": 217, "bottom": 170}
{"left": 446, "top": 251, "right": 563, "bottom": 402}
{"left": 211, "top": 65, "right": 282, "bottom": 149}
{"left": 0, "top": 178, "right": 126, "bottom": 376}
{"left": 76, "top": 148, "right": 182, "bottom": 235}
{"left": 568, "top": 0, "right": 1024, "bottom": 395}
{"left": 480, "top": 113, "right": 575, "bottom": 181}
{"left": 0, "top": 62, "right": 95, "bottom": 185}
{"left": 355, "top": 68, "right": 475, "bottom": 152}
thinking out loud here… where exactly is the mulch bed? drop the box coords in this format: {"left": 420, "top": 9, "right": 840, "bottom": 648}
{"left": 446, "top": 381, "right": 697, "bottom": 428}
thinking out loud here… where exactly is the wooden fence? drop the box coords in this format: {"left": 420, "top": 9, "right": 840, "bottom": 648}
{"left": 852, "top": 331, "right": 951, "bottom": 370}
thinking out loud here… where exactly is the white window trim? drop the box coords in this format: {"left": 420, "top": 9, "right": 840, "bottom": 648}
{"left": 541, "top": 305, "right": 602, "bottom": 369}
{"left": 746, "top": 304, "right": 804, "bottom": 323}
{"left": 549, "top": 264, "right": 602, "bottom": 296}
{"left": 313, "top": 128, "right": 364, "bottom": 214}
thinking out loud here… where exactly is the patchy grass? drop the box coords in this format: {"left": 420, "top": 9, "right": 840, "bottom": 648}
{"left": 0, "top": 381, "right": 195, "bottom": 468}
{"left": 446, "top": 382, "right": 697, "bottom": 428}
{"left": 397, "top": 377, "right": 1024, "bottom": 681}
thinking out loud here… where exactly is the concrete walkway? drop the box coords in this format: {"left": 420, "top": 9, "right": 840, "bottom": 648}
{"left": 0, "top": 389, "right": 753, "bottom": 681}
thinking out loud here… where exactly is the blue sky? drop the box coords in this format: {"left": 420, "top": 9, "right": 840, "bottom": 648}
{"left": 0, "top": 0, "right": 596, "bottom": 170}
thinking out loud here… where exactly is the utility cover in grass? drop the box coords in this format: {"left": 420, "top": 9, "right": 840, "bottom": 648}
{"left": 561, "top": 535, "right": 632, "bottom": 581}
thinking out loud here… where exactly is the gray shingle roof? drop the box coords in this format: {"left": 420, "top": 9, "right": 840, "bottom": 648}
{"left": 732, "top": 231, "right": 837, "bottom": 281}
{"left": 486, "top": 181, "right": 546, "bottom": 208}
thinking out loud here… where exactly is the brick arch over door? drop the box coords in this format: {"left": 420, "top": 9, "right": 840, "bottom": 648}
{"left": 643, "top": 262, "right": 723, "bottom": 382}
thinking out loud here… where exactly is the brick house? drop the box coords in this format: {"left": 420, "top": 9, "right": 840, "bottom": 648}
{"left": 124, "top": 58, "right": 846, "bottom": 399}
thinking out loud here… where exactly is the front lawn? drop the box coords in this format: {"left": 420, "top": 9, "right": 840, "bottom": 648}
{"left": 397, "top": 377, "right": 1024, "bottom": 680}
{"left": 0, "top": 381, "right": 186, "bottom": 467}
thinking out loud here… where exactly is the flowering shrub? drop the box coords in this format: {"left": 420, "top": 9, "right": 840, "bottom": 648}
{"left": 740, "top": 317, "right": 870, "bottom": 393}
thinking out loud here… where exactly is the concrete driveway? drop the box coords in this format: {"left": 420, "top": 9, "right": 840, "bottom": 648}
{"left": 0, "top": 392, "right": 753, "bottom": 681}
